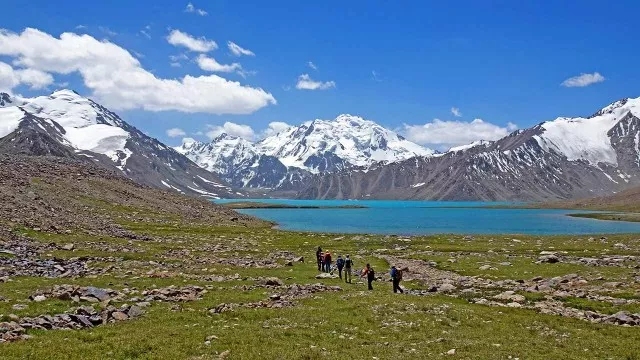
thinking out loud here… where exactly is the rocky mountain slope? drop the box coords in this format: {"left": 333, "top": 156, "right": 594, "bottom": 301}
{"left": 0, "top": 90, "right": 241, "bottom": 199}
{"left": 298, "top": 97, "right": 640, "bottom": 201}
{"left": 176, "top": 114, "right": 433, "bottom": 190}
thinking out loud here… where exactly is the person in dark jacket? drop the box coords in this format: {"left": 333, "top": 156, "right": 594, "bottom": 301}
{"left": 361, "top": 263, "right": 375, "bottom": 290}
{"left": 344, "top": 255, "right": 353, "bottom": 283}
{"left": 316, "top": 247, "right": 322, "bottom": 271}
{"left": 390, "top": 266, "right": 404, "bottom": 293}
{"left": 335, "top": 255, "right": 345, "bottom": 279}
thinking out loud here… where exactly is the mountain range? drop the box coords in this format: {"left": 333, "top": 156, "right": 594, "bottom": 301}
{"left": 299, "top": 97, "right": 640, "bottom": 201}
{"left": 175, "top": 114, "right": 433, "bottom": 190}
{"left": 1, "top": 89, "right": 638, "bottom": 202}
{"left": 0, "top": 90, "right": 241, "bottom": 199}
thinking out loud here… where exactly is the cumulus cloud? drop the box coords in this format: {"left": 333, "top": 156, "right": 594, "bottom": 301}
{"left": 451, "top": 107, "right": 462, "bottom": 117}
{"left": 0, "top": 28, "right": 275, "bottom": 114}
{"left": 402, "top": 118, "right": 518, "bottom": 150}
{"left": 196, "top": 54, "right": 242, "bottom": 73}
{"left": 561, "top": 72, "right": 605, "bottom": 88}
{"left": 295, "top": 74, "right": 335, "bottom": 90}
{"left": 307, "top": 61, "right": 317, "bottom": 71}
{"left": 166, "top": 29, "right": 217, "bottom": 52}
{"left": 166, "top": 127, "right": 186, "bottom": 137}
{"left": 0, "top": 61, "right": 54, "bottom": 91}
{"left": 206, "top": 122, "right": 255, "bottom": 141}
{"left": 228, "top": 41, "right": 255, "bottom": 57}
{"left": 261, "top": 121, "right": 291, "bottom": 138}
{"left": 185, "top": 2, "right": 208, "bottom": 16}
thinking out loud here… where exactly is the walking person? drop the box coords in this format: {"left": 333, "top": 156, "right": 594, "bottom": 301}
{"left": 390, "top": 266, "right": 404, "bottom": 293}
{"left": 336, "top": 255, "right": 345, "bottom": 279}
{"left": 316, "top": 247, "right": 322, "bottom": 271}
{"left": 361, "top": 263, "right": 375, "bottom": 290}
{"left": 324, "top": 250, "right": 332, "bottom": 273}
{"left": 344, "top": 255, "right": 353, "bottom": 283}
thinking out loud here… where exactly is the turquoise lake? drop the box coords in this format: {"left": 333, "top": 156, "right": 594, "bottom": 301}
{"left": 214, "top": 199, "right": 640, "bottom": 235}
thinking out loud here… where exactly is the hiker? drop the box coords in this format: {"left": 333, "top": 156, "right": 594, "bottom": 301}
{"left": 361, "top": 263, "right": 375, "bottom": 290}
{"left": 336, "top": 255, "right": 345, "bottom": 279}
{"left": 316, "top": 247, "right": 322, "bottom": 271}
{"left": 344, "top": 255, "right": 353, "bottom": 283}
{"left": 390, "top": 265, "right": 404, "bottom": 294}
{"left": 324, "top": 250, "right": 332, "bottom": 272}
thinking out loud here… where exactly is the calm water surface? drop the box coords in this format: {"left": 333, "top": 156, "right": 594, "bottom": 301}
{"left": 214, "top": 199, "right": 640, "bottom": 235}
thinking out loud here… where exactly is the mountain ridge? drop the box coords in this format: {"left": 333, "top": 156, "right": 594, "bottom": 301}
{"left": 0, "top": 89, "right": 243, "bottom": 199}
{"left": 297, "top": 96, "right": 640, "bottom": 201}
{"left": 176, "top": 113, "right": 433, "bottom": 190}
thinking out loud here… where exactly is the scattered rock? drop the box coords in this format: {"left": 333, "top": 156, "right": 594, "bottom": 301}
{"left": 315, "top": 273, "right": 338, "bottom": 279}
{"left": 537, "top": 255, "right": 559, "bottom": 263}
{"left": 61, "top": 243, "right": 75, "bottom": 251}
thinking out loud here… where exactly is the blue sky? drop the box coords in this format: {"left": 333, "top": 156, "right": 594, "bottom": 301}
{"left": 1, "top": 0, "right": 638, "bottom": 150}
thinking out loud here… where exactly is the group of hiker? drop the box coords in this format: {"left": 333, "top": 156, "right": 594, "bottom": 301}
{"left": 316, "top": 247, "right": 354, "bottom": 283}
{"left": 315, "top": 246, "right": 406, "bottom": 292}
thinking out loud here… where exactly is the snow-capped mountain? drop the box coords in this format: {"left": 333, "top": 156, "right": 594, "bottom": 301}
{"left": 176, "top": 114, "right": 433, "bottom": 190}
{"left": 0, "top": 89, "right": 241, "bottom": 199}
{"left": 177, "top": 134, "right": 310, "bottom": 190}
{"left": 299, "top": 97, "right": 640, "bottom": 201}
{"left": 258, "top": 114, "right": 434, "bottom": 173}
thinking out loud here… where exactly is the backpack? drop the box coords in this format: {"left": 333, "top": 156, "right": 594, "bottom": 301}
{"left": 336, "top": 258, "right": 344, "bottom": 267}
{"left": 368, "top": 268, "right": 375, "bottom": 280}
{"left": 396, "top": 269, "right": 403, "bottom": 281}
{"left": 345, "top": 259, "right": 352, "bottom": 268}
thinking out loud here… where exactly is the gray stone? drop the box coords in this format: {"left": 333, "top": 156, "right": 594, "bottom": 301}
{"left": 127, "top": 305, "right": 144, "bottom": 318}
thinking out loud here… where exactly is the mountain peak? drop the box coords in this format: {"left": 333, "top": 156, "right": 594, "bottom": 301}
{"left": 589, "top": 96, "right": 640, "bottom": 119}
{"left": 211, "top": 132, "right": 242, "bottom": 142}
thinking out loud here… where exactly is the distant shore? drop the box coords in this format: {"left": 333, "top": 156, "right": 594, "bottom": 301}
{"left": 220, "top": 201, "right": 368, "bottom": 209}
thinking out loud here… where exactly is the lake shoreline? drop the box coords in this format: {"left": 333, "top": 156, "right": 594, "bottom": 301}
{"left": 224, "top": 199, "right": 640, "bottom": 235}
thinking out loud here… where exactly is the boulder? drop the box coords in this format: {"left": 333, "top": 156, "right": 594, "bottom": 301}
{"left": 315, "top": 273, "right": 338, "bottom": 279}
{"left": 260, "top": 277, "right": 284, "bottom": 286}
{"left": 537, "top": 255, "right": 559, "bottom": 263}
{"left": 111, "top": 312, "right": 128, "bottom": 321}
{"left": 127, "top": 305, "right": 144, "bottom": 318}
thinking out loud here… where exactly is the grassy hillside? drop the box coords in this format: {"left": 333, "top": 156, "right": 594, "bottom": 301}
{"left": 540, "top": 186, "right": 640, "bottom": 222}
{"left": 0, "top": 156, "right": 639, "bottom": 359}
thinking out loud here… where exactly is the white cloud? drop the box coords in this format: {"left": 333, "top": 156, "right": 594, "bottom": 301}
{"left": 75, "top": 25, "right": 87, "bottom": 30}
{"left": 261, "top": 121, "right": 291, "bottom": 138}
{"left": 139, "top": 30, "right": 151, "bottom": 39}
{"left": 185, "top": 2, "right": 208, "bottom": 16}
{"left": 166, "top": 29, "right": 217, "bottom": 52}
{"left": 170, "top": 62, "right": 182, "bottom": 68}
{"left": 0, "top": 61, "right": 54, "bottom": 91}
{"left": 451, "top": 107, "right": 462, "bottom": 117}
{"left": 196, "top": 54, "right": 242, "bottom": 73}
{"left": 371, "top": 70, "right": 381, "bottom": 82}
{"left": 402, "top": 118, "right": 518, "bottom": 150}
{"left": 295, "top": 74, "right": 335, "bottom": 90}
{"left": 166, "top": 127, "right": 186, "bottom": 137}
{"left": 228, "top": 41, "right": 255, "bottom": 57}
{"left": 206, "top": 122, "right": 255, "bottom": 141}
{"left": 169, "top": 53, "right": 189, "bottom": 62}
{"left": 307, "top": 61, "right": 317, "bottom": 71}
{"left": 0, "top": 28, "right": 275, "bottom": 114}
{"left": 98, "top": 26, "right": 117, "bottom": 37}
{"left": 561, "top": 72, "right": 605, "bottom": 88}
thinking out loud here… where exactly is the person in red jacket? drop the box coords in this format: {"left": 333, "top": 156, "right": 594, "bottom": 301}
{"left": 324, "top": 251, "right": 332, "bottom": 272}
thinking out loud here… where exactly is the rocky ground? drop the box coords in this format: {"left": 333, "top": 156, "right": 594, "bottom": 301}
{"left": 0, "top": 156, "right": 639, "bottom": 359}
